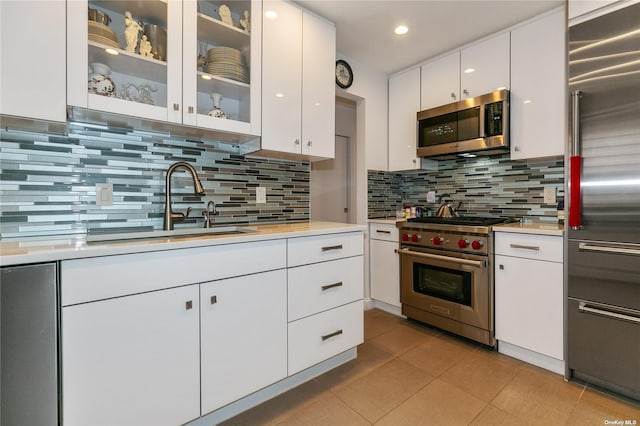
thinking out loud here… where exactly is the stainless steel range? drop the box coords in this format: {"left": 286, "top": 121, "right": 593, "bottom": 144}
{"left": 398, "top": 216, "right": 513, "bottom": 347}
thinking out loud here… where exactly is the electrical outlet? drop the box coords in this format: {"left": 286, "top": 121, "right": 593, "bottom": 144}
{"left": 544, "top": 187, "right": 556, "bottom": 204}
{"left": 426, "top": 191, "right": 436, "bottom": 203}
{"left": 96, "top": 183, "right": 113, "bottom": 206}
{"left": 256, "top": 187, "right": 266, "bottom": 204}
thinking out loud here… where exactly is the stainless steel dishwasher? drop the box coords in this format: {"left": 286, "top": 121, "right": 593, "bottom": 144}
{"left": 1, "top": 263, "right": 58, "bottom": 426}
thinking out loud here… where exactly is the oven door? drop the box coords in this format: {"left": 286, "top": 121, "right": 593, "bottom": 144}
{"left": 399, "top": 247, "right": 490, "bottom": 330}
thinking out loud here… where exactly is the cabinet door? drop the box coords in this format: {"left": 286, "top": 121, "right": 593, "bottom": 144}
{"left": 67, "top": 0, "right": 182, "bottom": 123}
{"left": 510, "top": 10, "right": 565, "bottom": 160}
{"left": 62, "top": 285, "right": 200, "bottom": 426}
{"left": 302, "top": 11, "right": 336, "bottom": 159}
{"left": 0, "top": 1, "right": 66, "bottom": 122}
{"left": 420, "top": 52, "right": 460, "bottom": 109}
{"left": 182, "top": 0, "right": 261, "bottom": 136}
{"left": 460, "top": 32, "right": 510, "bottom": 99}
{"left": 262, "top": 0, "right": 303, "bottom": 154}
{"left": 389, "top": 68, "right": 421, "bottom": 171}
{"left": 200, "top": 270, "right": 287, "bottom": 415}
{"left": 370, "top": 238, "right": 400, "bottom": 307}
{"left": 495, "top": 254, "right": 563, "bottom": 360}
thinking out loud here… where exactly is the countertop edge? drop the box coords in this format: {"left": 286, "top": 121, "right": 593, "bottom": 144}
{"left": 0, "top": 222, "right": 366, "bottom": 267}
{"left": 492, "top": 222, "right": 564, "bottom": 236}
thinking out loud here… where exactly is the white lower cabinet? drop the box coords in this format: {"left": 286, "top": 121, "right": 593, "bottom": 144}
{"left": 494, "top": 232, "right": 564, "bottom": 373}
{"left": 369, "top": 222, "right": 400, "bottom": 310}
{"left": 62, "top": 285, "right": 201, "bottom": 426}
{"left": 201, "top": 270, "right": 287, "bottom": 415}
{"left": 288, "top": 301, "right": 364, "bottom": 375}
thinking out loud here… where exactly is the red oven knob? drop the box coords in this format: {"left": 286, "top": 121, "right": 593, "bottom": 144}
{"left": 402, "top": 233, "right": 410, "bottom": 241}
{"left": 411, "top": 234, "right": 421, "bottom": 242}
{"left": 432, "top": 236, "right": 443, "bottom": 245}
{"left": 458, "top": 239, "right": 469, "bottom": 249}
{"left": 471, "top": 240, "right": 483, "bottom": 250}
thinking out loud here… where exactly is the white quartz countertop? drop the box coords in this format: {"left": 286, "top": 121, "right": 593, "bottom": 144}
{"left": 492, "top": 222, "right": 564, "bottom": 236}
{"left": 368, "top": 217, "right": 405, "bottom": 225}
{"left": 0, "top": 221, "right": 366, "bottom": 267}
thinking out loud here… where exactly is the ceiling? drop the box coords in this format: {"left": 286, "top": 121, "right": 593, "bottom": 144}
{"left": 295, "top": 0, "right": 564, "bottom": 75}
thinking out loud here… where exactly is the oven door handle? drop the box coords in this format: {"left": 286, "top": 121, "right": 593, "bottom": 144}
{"left": 398, "top": 248, "right": 487, "bottom": 268}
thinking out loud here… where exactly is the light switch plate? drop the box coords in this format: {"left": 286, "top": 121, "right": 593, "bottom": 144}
{"left": 544, "top": 187, "right": 556, "bottom": 204}
{"left": 427, "top": 191, "right": 436, "bottom": 203}
{"left": 96, "top": 183, "right": 113, "bottom": 206}
{"left": 256, "top": 186, "right": 266, "bottom": 204}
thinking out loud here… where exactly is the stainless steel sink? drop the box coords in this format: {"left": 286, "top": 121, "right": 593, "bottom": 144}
{"left": 86, "top": 226, "right": 257, "bottom": 243}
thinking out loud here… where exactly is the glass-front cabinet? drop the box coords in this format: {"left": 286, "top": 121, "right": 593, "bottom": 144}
{"left": 67, "top": 0, "right": 261, "bottom": 139}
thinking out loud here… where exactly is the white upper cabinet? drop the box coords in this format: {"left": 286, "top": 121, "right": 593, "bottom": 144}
{"left": 67, "top": 0, "right": 261, "bottom": 137}
{"left": 389, "top": 68, "right": 421, "bottom": 171}
{"left": 420, "top": 52, "right": 461, "bottom": 109}
{"left": 421, "top": 32, "right": 510, "bottom": 110}
{"left": 510, "top": 9, "right": 565, "bottom": 160}
{"left": 0, "top": 1, "right": 66, "bottom": 122}
{"left": 261, "top": 0, "right": 336, "bottom": 161}
{"left": 460, "top": 32, "right": 510, "bottom": 99}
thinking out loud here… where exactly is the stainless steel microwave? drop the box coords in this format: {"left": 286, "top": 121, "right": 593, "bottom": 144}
{"left": 417, "top": 89, "right": 509, "bottom": 158}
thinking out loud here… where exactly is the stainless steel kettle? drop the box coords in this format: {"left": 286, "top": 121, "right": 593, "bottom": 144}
{"left": 436, "top": 193, "right": 460, "bottom": 218}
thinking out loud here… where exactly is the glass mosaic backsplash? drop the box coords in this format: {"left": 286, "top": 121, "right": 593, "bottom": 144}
{"left": 0, "top": 125, "right": 310, "bottom": 238}
{"left": 368, "top": 154, "right": 564, "bottom": 221}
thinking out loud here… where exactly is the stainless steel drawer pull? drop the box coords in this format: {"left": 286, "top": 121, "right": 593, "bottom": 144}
{"left": 376, "top": 230, "right": 391, "bottom": 234}
{"left": 578, "top": 242, "right": 640, "bottom": 257}
{"left": 510, "top": 244, "right": 540, "bottom": 251}
{"left": 210, "top": 295, "right": 217, "bottom": 305}
{"left": 322, "top": 244, "right": 343, "bottom": 252}
{"left": 578, "top": 302, "right": 640, "bottom": 325}
{"left": 185, "top": 300, "right": 193, "bottom": 310}
{"left": 321, "top": 329, "right": 343, "bottom": 341}
{"left": 321, "top": 282, "right": 343, "bottom": 291}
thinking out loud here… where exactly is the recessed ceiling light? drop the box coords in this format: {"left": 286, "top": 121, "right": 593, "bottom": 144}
{"left": 201, "top": 74, "right": 212, "bottom": 80}
{"left": 105, "top": 48, "right": 119, "bottom": 56}
{"left": 464, "top": 68, "right": 475, "bottom": 74}
{"left": 394, "top": 25, "right": 409, "bottom": 35}
{"left": 275, "top": 93, "right": 284, "bottom": 98}
{"left": 265, "top": 10, "right": 278, "bottom": 19}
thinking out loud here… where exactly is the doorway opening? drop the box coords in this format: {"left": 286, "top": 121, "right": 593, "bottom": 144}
{"left": 310, "top": 97, "right": 357, "bottom": 223}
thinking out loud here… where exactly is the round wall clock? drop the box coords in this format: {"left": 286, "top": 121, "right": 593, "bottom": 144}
{"left": 335, "top": 59, "right": 353, "bottom": 89}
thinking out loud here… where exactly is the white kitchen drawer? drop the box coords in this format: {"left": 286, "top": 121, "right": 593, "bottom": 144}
{"left": 369, "top": 222, "right": 399, "bottom": 242}
{"left": 61, "top": 239, "right": 286, "bottom": 306}
{"left": 287, "top": 232, "right": 363, "bottom": 267}
{"left": 288, "top": 256, "right": 363, "bottom": 321}
{"left": 288, "top": 300, "right": 363, "bottom": 375}
{"left": 494, "top": 232, "right": 563, "bottom": 262}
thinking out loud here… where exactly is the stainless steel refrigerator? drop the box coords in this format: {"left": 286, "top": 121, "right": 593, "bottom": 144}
{"left": 567, "top": 1, "right": 640, "bottom": 401}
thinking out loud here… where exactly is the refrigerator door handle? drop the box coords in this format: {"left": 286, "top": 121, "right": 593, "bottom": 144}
{"left": 578, "top": 242, "right": 640, "bottom": 257}
{"left": 569, "top": 91, "right": 583, "bottom": 230}
{"left": 578, "top": 302, "right": 640, "bottom": 325}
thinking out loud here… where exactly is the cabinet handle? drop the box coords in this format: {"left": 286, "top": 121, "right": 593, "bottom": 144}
{"left": 321, "top": 281, "right": 343, "bottom": 291}
{"left": 510, "top": 244, "right": 540, "bottom": 251}
{"left": 185, "top": 300, "right": 193, "bottom": 310}
{"left": 294, "top": 139, "right": 300, "bottom": 145}
{"left": 188, "top": 106, "right": 194, "bottom": 114}
{"left": 450, "top": 92, "right": 456, "bottom": 100}
{"left": 376, "top": 230, "right": 391, "bottom": 234}
{"left": 321, "top": 244, "right": 343, "bottom": 252}
{"left": 307, "top": 140, "right": 312, "bottom": 147}
{"left": 463, "top": 89, "right": 469, "bottom": 96}
{"left": 321, "top": 329, "right": 343, "bottom": 341}
{"left": 514, "top": 146, "right": 520, "bottom": 152}
{"left": 499, "top": 264, "right": 504, "bottom": 270}
{"left": 210, "top": 295, "right": 217, "bottom": 305}
{"left": 173, "top": 103, "right": 180, "bottom": 111}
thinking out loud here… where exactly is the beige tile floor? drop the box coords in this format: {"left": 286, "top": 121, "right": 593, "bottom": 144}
{"left": 221, "top": 309, "right": 640, "bottom": 425}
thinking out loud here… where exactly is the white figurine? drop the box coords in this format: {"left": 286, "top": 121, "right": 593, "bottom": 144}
{"left": 140, "top": 35, "right": 154, "bottom": 58}
{"left": 218, "top": 4, "right": 233, "bottom": 26}
{"left": 124, "top": 11, "right": 142, "bottom": 53}
{"left": 240, "top": 10, "right": 250, "bottom": 33}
